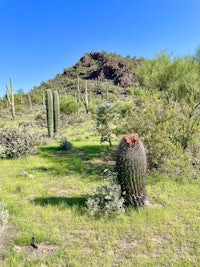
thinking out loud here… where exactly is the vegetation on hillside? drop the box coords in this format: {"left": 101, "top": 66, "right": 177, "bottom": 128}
{"left": 0, "top": 49, "right": 200, "bottom": 266}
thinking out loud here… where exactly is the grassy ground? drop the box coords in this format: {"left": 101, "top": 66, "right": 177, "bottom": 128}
{"left": 0, "top": 114, "right": 200, "bottom": 267}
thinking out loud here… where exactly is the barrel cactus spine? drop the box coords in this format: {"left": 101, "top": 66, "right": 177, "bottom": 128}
{"left": 46, "top": 89, "right": 53, "bottom": 137}
{"left": 53, "top": 91, "right": 60, "bottom": 135}
{"left": 116, "top": 133, "right": 148, "bottom": 209}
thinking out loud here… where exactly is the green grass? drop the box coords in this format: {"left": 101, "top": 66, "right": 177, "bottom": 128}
{"left": 0, "top": 116, "right": 200, "bottom": 267}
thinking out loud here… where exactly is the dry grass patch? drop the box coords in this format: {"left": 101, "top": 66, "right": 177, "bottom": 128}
{"left": 12, "top": 242, "right": 59, "bottom": 261}
{"left": 0, "top": 225, "right": 17, "bottom": 264}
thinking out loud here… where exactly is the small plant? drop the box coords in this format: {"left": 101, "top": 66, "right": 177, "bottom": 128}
{"left": 0, "top": 202, "right": 9, "bottom": 234}
{"left": 0, "top": 123, "right": 39, "bottom": 159}
{"left": 60, "top": 138, "right": 73, "bottom": 151}
{"left": 86, "top": 184, "right": 125, "bottom": 216}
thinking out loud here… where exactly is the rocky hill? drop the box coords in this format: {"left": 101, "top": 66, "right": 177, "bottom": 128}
{"left": 63, "top": 51, "right": 145, "bottom": 87}
{"left": 32, "top": 51, "right": 146, "bottom": 95}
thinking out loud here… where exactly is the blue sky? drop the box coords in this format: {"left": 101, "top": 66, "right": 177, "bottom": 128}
{"left": 0, "top": 0, "right": 200, "bottom": 97}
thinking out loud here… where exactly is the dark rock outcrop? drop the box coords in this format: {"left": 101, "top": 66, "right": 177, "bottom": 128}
{"left": 63, "top": 51, "right": 144, "bottom": 88}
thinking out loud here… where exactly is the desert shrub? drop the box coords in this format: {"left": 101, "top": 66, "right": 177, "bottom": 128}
{"left": 86, "top": 184, "right": 125, "bottom": 216}
{"left": 60, "top": 138, "right": 73, "bottom": 151}
{"left": 0, "top": 202, "right": 9, "bottom": 234}
{"left": 135, "top": 53, "right": 200, "bottom": 151}
{"left": 113, "top": 89, "right": 199, "bottom": 170}
{"left": 114, "top": 101, "right": 134, "bottom": 118}
{"left": 125, "top": 87, "right": 135, "bottom": 95}
{"left": 35, "top": 111, "right": 46, "bottom": 127}
{"left": 96, "top": 104, "right": 118, "bottom": 147}
{"left": 88, "top": 103, "right": 97, "bottom": 115}
{"left": 0, "top": 123, "right": 39, "bottom": 159}
{"left": 60, "top": 96, "right": 82, "bottom": 115}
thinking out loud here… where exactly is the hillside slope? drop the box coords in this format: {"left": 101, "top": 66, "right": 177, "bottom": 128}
{"left": 32, "top": 51, "right": 146, "bottom": 94}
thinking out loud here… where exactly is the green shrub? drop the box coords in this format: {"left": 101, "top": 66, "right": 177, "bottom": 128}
{"left": 60, "top": 138, "right": 73, "bottom": 151}
{"left": 86, "top": 184, "right": 125, "bottom": 216}
{"left": 0, "top": 202, "right": 9, "bottom": 234}
{"left": 35, "top": 111, "right": 46, "bottom": 127}
{"left": 0, "top": 123, "right": 39, "bottom": 159}
{"left": 60, "top": 96, "right": 82, "bottom": 115}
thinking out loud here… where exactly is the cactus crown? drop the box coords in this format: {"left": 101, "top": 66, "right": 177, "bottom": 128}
{"left": 124, "top": 133, "right": 139, "bottom": 146}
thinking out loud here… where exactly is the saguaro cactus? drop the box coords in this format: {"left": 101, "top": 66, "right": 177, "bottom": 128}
{"left": 6, "top": 77, "right": 15, "bottom": 119}
{"left": 116, "top": 133, "right": 148, "bottom": 209}
{"left": 28, "top": 93, "right": 32, "bottom": 110}
{"left": 43, "top": 91, "right": 46, "bottom": 109}
{"left": 76, "top": 75, "right": 81, "bottom": 103}
{"left": 53, "top": 91, "right": 60, "bottom": 135}
{"left": 46, "top": 89, "right": 53, "bottom": 137}
{"left": 82, "top": 80, "right": 89, "bottom": 113}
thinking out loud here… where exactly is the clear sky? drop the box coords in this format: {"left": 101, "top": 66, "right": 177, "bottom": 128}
{"left": 0, "top": 0, "right": 200, "bottom": 97}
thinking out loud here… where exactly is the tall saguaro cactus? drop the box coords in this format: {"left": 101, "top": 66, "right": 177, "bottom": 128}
{"left": 46, "top": 89, "right": 53, "bottom": 137}
{"left": 76, "top": 75, "right": 81, "bottom": 103}
{"left": 82, "top": 80, "right": 89, "bottom": 113}
{"left": 116, "top": 133, "right": 148, "bottom": 209}
{"left": 28, "top": 93, "right": 32, "bottom": 110}
{"left": 53, "top": 91, "right": 60, "bottom": 135}
{"left": 6, "top": 77, "right": 15, "bottom": 119}
{"left": 45, "top": 89, "right": 60, "bottom": 137}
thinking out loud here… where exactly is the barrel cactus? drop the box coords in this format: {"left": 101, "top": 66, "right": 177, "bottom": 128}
{"left": 116, "top": 133, "right": 148, "bottom": 209}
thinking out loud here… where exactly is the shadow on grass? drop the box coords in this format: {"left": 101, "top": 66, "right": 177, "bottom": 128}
{"left": 39, "top": 146, "right": 60, "bottom": 156}
{"left": 37, "top": 143, "right": 116, "bottom": 180}
{"left": 39, "top": 143, "right": 114, "bottom": 159}
{"left": 32, "top": 196, "right": 88, "bottom": 208}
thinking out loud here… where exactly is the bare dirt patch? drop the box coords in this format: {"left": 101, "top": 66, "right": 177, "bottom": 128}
{"left": 13, "top": 242, "right": 59, "bottom": 262}
{"left": 0, "top": 225, "right": 17, "bottom": 264}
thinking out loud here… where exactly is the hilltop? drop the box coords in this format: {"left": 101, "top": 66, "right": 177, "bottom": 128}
{"left": 32, "top": 51, "right": 146, "bottom": 94}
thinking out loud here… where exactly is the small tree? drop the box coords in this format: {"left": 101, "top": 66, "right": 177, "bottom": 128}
{"left": 96, "top": 105, "right": 117, "bottom": 147}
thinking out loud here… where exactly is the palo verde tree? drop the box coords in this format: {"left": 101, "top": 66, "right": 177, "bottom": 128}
{"left": 135, "top": 52, "right": 200, "bottom": 151}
